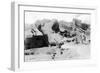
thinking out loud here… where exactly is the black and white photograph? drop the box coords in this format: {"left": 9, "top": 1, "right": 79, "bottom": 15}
{"left": 10, "top": 2, "right": 98, "bottom": 71}
{"left": 24, "top": 11, "right": 91, "bottom": 62}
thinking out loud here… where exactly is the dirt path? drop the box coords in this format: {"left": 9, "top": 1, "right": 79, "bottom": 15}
{"left": 24, "top": 44, "right": 90, "bottom": 62}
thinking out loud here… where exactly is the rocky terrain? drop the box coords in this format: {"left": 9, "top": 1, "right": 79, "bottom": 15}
{"left": 24, "top": 17, "right": 90, "bottom": 62}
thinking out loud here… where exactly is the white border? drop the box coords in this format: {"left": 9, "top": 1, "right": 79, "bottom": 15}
{"left": 11, "top": 2, "right": 97, "bottom": 71}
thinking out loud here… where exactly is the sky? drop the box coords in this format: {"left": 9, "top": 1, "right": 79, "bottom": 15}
{"left": 25, "top": 11, "right": 91, "bottom": 25}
